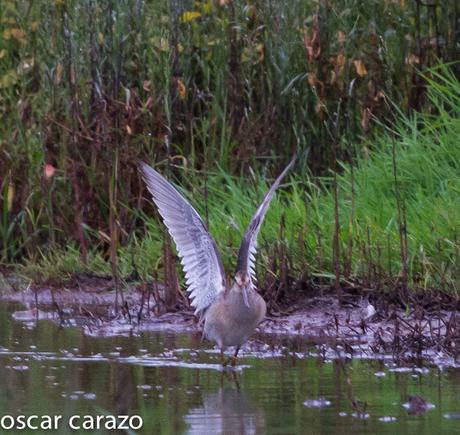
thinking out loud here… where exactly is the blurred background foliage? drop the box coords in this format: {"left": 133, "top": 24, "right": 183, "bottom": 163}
{"left": 0, "top": 0, "right": 459, "bottom": 297}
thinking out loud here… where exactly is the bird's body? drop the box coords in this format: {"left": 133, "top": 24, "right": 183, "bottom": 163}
{"left": 140, "top": 158, "right": 294, "bottom": 365}
{"left": 203, "top": 283, "right": 266, "bottom": 350}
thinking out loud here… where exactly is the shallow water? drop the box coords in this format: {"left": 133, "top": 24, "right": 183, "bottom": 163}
{"left": 1, "top": 302, "right": 460, "bottom": 434}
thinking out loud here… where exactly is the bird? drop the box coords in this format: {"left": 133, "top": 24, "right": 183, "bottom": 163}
{"left": 139, "top": 158, "right": 295, "bottom": 366}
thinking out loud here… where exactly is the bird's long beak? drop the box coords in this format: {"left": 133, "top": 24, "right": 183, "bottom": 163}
{"left": 242, "top": 285, "right": 250, "bottom": 308}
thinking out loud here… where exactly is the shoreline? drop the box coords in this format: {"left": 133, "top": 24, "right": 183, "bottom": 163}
{"left": 2, "top": 279, "right": 460, "bottom": 369}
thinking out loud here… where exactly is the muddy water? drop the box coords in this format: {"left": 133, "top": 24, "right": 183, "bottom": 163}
{"left": 1, "top": 302, "right": 460, "bottom": 435}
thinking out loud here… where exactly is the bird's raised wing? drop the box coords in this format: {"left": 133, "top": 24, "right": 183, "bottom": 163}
{"left": 139, "top": 162, "right": 226, "bottom": 316}
{"left": 235, "top": 157, "right": 295, "bottom": 287}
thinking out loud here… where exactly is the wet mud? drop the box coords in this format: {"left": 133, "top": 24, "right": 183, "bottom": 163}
{"left": 2, "top": 279, "right": 460, "bottom": 369}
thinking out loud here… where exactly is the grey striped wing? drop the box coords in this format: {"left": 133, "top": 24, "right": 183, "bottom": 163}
{"left": 139, "top": 162, "right": 226, "bottom": 315}
{"left": 235, "top": 157, "right": 295, "bottom": 287}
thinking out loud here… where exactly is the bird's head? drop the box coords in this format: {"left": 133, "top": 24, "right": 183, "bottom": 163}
{"left": 235, "top": 271, "right": 250, "bottom": 288}
{"left": 234, "top": 271, "right": 251, "bottom": 308}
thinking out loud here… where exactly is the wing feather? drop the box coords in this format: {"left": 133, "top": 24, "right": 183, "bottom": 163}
{"left": 139, "top": 162, "right": 226, "bottom": 315}
{"left": 235, "top": 157, "right": 295, "bottom": 286}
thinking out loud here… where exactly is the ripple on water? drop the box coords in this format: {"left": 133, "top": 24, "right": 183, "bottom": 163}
{"left": 137, "top": 384, "right": 153, "bottom": 390}
{"left": 11, "top": 365, "right": 29, "bottom": 371}
{"left": 352, "top": 412, "right": 370, "bottom": 420}
{"left": 303, "top": 398, "right": 332, "bottom": 408}
{"left": 379, "top": 416, "right": 397, "bottom": 422}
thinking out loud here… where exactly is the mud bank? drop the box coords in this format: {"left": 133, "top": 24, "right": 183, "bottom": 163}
{"left": 2, "top": 282, "right": 460, "bottom": 369}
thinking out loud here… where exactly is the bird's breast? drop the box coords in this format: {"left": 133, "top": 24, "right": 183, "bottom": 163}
{"left": 203, "top": 289, "right": 266, "bottom": 348}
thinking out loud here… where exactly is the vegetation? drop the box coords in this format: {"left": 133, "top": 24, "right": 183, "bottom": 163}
{"left": 0, "top": 1, "right": 459, "bottom": 300}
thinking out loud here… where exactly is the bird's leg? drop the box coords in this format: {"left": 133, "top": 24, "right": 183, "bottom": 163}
{"left": 221, "top": 347, "right": 240, "bottom": 367}
{"left": 230, "top": 346, "right": 240, "bottom": 367}
{"left": 222, "top": 352, "right": 233, "bottom": 367}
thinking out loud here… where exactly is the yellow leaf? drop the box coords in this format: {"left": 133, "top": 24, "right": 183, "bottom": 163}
{"left": 0, "top": 49, "right": 6, "bottom": 59}
{"left": 7, "top": 183, "right": 14, "bottom": 212}
{"left": 151, "top": 36, "right": 170, "bottom": 52}
{"left": 177, "top": 79, "right": 186, "bottom": 99}
{"left": 330, "top": 70, "right": 337, "bottom": 85}
{"left": 31, "top": 21, "right": 40, "bottom": 31}
{"left": 11, "top": 28, "right": 26, "bottom": 40}
{"left": 405, "top": 53, "right": 419, "bottom": 66}
{"left": 336, "top": 53, "right": 346, "bottom": 69}
{"left": 1, "top": 17, "right": 17, "bottom": 25}
{"left": 353, "top": 59, "right": 367, "bottom": 77}
{"left": 126, "top": 125, "right": 133, "bottom": 135}
{"left": 55, "top": 63, "right": 62, "bottom": 84}
{"left": 3, "top": 27, "right": 26, "bottom": 41}
{"left": 337, "top": 31, "right": 346, "bottom": 44}
{"left": 180, "top": 11, "right": 201, "bottom": 23}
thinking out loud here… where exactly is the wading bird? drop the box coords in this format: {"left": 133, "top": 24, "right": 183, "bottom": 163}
{"left": 140, "top": 158, "right": 294, "bottom": 366}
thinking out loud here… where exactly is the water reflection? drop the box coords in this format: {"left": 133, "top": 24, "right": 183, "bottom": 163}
{"left": 184, "top": 386, "right": 265, "bottom": 435}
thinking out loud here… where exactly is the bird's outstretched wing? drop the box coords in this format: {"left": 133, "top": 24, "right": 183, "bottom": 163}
{"left": 139, "top": 162, "right": 226, "bottom": 316}
{"left": 235, "top": 157, "right": 295, "bottom": 287}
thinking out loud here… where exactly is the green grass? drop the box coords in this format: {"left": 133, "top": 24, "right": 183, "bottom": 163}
{"left": 138, "top": 66, "right": 460, "bottom": 294}
{"left": 18, "top": 66, "right": 460, "bottom": 296}
{"left": 18, "top": 244, "right": 110, "bottom": 283}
